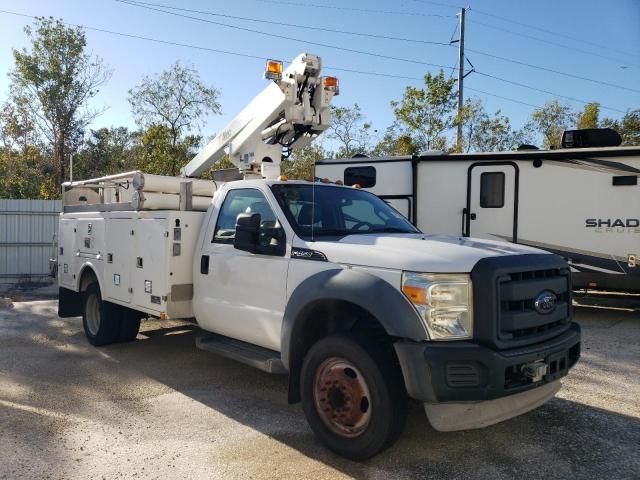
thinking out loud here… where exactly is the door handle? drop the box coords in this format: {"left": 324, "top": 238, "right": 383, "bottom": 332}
{"left": 200, "top": 255, "right": 210, "bottom": 274}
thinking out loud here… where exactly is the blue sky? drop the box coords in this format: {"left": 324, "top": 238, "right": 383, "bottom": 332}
{"left": 0, "top": 0, "right": 639, "bottom": 148}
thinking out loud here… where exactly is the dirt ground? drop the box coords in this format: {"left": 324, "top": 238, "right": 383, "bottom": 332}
{"left": 0, "top": 288, "right": 638, "bottom": 479}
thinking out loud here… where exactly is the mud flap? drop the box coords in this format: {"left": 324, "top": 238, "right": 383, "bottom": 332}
{"left": 58, "top": 287, "right": 83, "bottom": 318}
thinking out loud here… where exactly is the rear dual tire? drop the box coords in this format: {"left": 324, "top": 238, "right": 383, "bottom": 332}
{"left": 82, "top": 283, "right": 141, "bottom": 346}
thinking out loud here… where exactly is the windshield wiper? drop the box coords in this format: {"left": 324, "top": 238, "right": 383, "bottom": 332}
{"left": 367, "top": 227, "right": 415, "bottom": 233}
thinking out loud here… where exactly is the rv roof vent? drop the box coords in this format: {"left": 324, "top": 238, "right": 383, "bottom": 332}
{"left": 517, "top": 144, "right": 539, "bottom": 151}
{"left": 561, "top": 128, "right": 622, "bottom": 149}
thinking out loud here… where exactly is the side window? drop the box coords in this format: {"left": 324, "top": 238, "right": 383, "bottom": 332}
{"left": 479, "top": 172, "right": 505, "bottom": 208}
{"left": 344, "top": 166, "right": 376, "bottom": 188}
{"left": 212, "top": 189, "right": 278, "bottom": 244}
{"left": 612, "top": 175, "right": 637, "bottom": 186}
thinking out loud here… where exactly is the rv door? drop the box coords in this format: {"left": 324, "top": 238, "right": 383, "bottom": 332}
{"left": 466, "top": 163, "right": 518, "bottom": 242}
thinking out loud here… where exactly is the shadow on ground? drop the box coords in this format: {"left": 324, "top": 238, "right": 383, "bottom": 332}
{"left": 1, "top": 300, "right": 639, "bottom": 479}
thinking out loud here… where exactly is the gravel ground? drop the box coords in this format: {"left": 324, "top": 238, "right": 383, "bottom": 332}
{"left": 0, "top": 289, "right": 638, "bottom": 479}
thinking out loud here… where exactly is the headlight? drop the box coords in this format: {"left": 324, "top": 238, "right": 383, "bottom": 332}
{"left": 401, "top": 272, "right": 473, "bottom": 340}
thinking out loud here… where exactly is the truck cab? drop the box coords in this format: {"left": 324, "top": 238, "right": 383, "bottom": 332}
{"left": 193, "top": 179, "right": 581, "bottom": 458}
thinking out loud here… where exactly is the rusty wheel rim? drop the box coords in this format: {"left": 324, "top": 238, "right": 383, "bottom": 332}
{"left": 313, "top": 357, "right": 372, "bottom": 438}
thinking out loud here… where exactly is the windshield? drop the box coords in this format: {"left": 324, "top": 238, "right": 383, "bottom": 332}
{"left": 271, "top": 184, "right": 420, "bottom": 239}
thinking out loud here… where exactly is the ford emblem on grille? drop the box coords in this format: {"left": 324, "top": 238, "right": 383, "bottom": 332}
{"left": 534, "top": 290, "right": 557, "bottom": 315}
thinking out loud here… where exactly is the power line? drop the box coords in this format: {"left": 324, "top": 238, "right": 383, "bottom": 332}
{"left": 408, "top": 0, "right": 640, "bottom": 60}
{"left": 405, "top": 0, "right": 461, "bottom": 9}
{"left": 470, "top": 8, "right": 640, "bottom": 59}
{"left": 120, "top": 0, "right": 452, "bottom": 48}
{"left": 469, "top": 18, "right": 640, "bottom": 68}
{"left": 465, "top": 46, "right": 640, "bottom": 93}
{"left": 119, "top": 0, "right": 640, "bottom": 95}
{"left": 474, "top": 72, "right": 626, "bottom": 113}
{"left": 0, "top": 9, "right": 268, "bottom": 60}
{"left": 250, "top": 0, "right": 453, "bottom": 18}
{"left": 114, "top": 0, "right": 455, "bottom": 70}
{"left": 465, "top": 87, "right": 540, "bottom": 109}
{"left": 0, "top": 8, "right": 627, "bottom": 114}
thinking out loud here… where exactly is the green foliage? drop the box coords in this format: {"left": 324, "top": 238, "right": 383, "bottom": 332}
{"left": 0, "top": 145, "right": 44, "bottom": 199}
{"left": 129, "top": 124, "right": 202, "bottom": 176}
{"left": 9, "top": 17, "right": 111, "bottom": 187}
{"left": 128, "top": 61, "right": 221, "bottom": 177}
{"left": 602, "top": 109, "right": 640, "bottom": 146}
{"left": 0, "top": 100, "right": 50, "bottom": 198}
{"left": 327, "top": 104, "right": 372, "bottom": 158}
{"left": 281, "top": 144, "right": 330, "bottom": 180}
{"left": 391, "top": 70, "right": 457, "bottom": 151}
{"left": 528, "top": 100, "right": 576, "bottom": 149}
{"left": 577, "top": 102, "right": 600, "bottom": 130}
{"left": 128, "top": 62, "right": 220, "bottom": 143}
{"left": 459, "top": 98, "right": 521, "bottom": 152}
{"left": 371, "top": 125, "right": 423, "bottom": 157}
{"left": 73, "top": 127, "right": 136, "bottom": 180}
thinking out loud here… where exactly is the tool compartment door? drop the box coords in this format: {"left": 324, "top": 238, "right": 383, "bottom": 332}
{"left": 58, "top": 218, "right": 76, "bottom": 289}
{"left": 104, "top": 219, "right": 133, "bottom": 304}
{"left": 466, "top": 164, "right": 518, "bottom": 242}
{"left": 133, "top": 218, "right": 168, "bottom": 313}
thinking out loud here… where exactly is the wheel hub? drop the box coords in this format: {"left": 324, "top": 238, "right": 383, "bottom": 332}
{"left": 313, "top": 357, "right": 372, "bottom": 438}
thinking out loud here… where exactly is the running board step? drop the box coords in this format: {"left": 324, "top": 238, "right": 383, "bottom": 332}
{"left": 196, "top": 333, "right": 287, "bottom": 374}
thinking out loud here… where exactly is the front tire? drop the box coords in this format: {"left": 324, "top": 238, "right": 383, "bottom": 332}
{"left": 300, "top": 334, "right": 407, "bottom": 460}
{"left": 82, "top": 283, "right": 122, "bottom": 346}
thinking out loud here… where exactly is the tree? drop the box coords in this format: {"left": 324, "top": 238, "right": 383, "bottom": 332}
{"left": 326, "top": 104, "right": 372, "bottom": 158}
{"left": 459, "top": 98, "right": 518, "bottom": 152}
{"left": 602, "top": 109, "right": 640, "bottom": 146}
{"left": 528, "top": 100, "right": 575, "bottom": 149}
{"left": 617, "top": 109, "right": 640, "bottom": 146}
{"left": 128, "top": 124, "right": 201, "bottom": 176}
{"left": 9, "top": 17, "right": 111, "bottom": 189}
{"left": 391, "top": 70, "right": 457, "bottom": 151}
{"left": 74, "top": 127, "right": 136, "bottom": 179}
{"left": 281, "top": 144, "right": 331, "bottom": 180}
{"left": 0, "top": 101, "right": 46, "bottom": 198}
{"left": 371, "top": 124, "right": 423, "bottom": 157}
{"left": 576, "top": 102, "right": 600, "bottom": 129}
{"left": 128, "top": 61, "right": 221, "bottom": 176}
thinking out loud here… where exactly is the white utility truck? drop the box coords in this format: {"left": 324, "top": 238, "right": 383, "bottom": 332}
{"left": 58, "top": 53, "right": 581, "bottom": 459}
{"left": 315, "top": 133, "right": 640, "bottom": 293}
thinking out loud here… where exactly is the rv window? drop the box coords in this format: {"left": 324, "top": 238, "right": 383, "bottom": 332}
{"left": 480, "top": 172, "right": 505, "bottom": 208}
{"left": 344, "top": 166, "right": 376, "bottom": 188}
{"left": 612, "top": 175, "right": 637, "bottom": 186}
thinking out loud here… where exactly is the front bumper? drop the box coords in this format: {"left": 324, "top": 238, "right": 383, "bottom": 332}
{"left": 394, "top": 322, "right": 581, "bottom": 403}
{"left": 424, "top": 380, "right": 561, "bottom": 432}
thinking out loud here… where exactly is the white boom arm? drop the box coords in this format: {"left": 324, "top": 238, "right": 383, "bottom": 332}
{"left": 181, "top": 53, "right": 338, "bottom": 179}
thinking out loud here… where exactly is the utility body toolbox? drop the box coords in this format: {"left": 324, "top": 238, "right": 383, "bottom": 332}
{"left": 59, "top": 210, "right": 205, "bottom": 319}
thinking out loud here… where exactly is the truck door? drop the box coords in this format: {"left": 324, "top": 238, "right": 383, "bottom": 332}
{"left": 196, "top": 188, "right": 289, "bottom": 352}
{"left": 466, "top": 163, "right": 518, "bottom": 242}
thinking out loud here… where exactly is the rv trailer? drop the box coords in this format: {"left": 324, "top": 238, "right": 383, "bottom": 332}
{"left": 315, "top": 141, "right": 640, "bottom": 292}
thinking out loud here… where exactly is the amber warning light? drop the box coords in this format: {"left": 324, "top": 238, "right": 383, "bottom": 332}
{"left": 323, "top": 76, "right": 339, "bottom": 95}
{"left": 264, "top": 59, "right": 283, "bottom": 80}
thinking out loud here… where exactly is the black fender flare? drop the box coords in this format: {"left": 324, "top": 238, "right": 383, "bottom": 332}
{"left": 281, "top": 268, "right": 426, "bottom": 401}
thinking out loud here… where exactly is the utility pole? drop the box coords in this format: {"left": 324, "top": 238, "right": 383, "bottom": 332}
{"left": 69, "top": 154, "right": 73, "bottom": 182}
{"left": 456, "top": 7, "right": 466, "bottom": 152}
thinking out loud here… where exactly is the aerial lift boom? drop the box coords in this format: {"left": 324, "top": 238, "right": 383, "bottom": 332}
{"left": 181, "top": 53, "right": 339, "bottom": 179}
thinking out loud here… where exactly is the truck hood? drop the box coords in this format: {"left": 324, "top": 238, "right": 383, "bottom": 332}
{"left": 304, "top": 233, "right": 547, "bottom": 272}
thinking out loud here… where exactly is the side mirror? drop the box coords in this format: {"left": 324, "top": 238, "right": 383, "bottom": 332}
{"left": 234, "top": 213, "right": 260, "bottom": 253}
